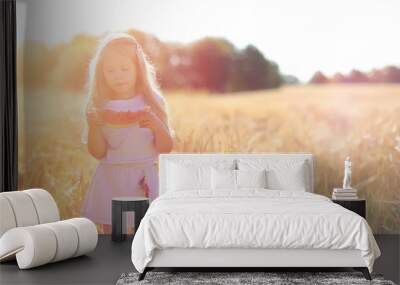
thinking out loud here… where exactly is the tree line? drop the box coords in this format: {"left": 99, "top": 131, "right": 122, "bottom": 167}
{"left": 21, "top": 29, "right": 284, "bottom": 94}
{"left": 310, "top": 66, "right": 400, "bottom": 84}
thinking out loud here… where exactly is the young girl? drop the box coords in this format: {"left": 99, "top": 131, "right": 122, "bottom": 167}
{"left": 81, "top": 32, "right": 174, "bottom": 234}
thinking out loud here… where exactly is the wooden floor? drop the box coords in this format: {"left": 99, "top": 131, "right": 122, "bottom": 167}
{"left": 0, "top": 235, "right": 398, "bottom": 285}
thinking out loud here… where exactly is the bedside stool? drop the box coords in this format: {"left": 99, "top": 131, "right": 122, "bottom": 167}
{"left": 332, "top": 199, "right": 366, "bottom": 218}
{"left": 111, "top": 197, "right": 149, "bottom": 242}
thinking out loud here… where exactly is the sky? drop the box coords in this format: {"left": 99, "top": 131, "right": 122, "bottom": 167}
{"left": 17, "top": 0, "right": 400, "bottom": 82}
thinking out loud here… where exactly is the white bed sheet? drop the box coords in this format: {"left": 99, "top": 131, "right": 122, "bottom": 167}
{"left": 131, "top": 190, "right": 380, "bottom": 273}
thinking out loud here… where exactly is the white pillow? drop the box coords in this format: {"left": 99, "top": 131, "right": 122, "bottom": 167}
{"left": 266, "top": 165, "right": 307, "bottom": 191}
{"left": 165, "top": 159, "right": 236, "bottom": 192}
{"left": 167, "top": 162, "right": 212, "bottom": 191}
{"left": 237, "top": 159, "right": 308, "bottom": 191}
{"left": 211, "top": 168, "right": 268, "bottom": 190}
{"left": 236, "top": 169, "right": 267, "bottom": 189}
{"left": 211, "top": 168, "right": 236, "bottom": 190}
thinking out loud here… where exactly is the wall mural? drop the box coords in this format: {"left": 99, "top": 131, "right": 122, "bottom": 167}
{"left": 80, "top": 33, "right": 174, "bottom": 233}
{"left": 17, "top": 0, "right": 400, "bottom": 234}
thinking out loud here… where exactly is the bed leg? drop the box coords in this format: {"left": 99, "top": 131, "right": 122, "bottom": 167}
{"left": 354, "top": 267, "right": 371, "bottom": 280}
{"left": 361, "top": 267, "right": 372, "bottom": 280}
{"left": 138, "top": 268, "right": 148, "bottom": 281}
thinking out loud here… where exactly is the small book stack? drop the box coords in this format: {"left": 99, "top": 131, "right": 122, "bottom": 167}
{"left": 332, "top": 188, "right": 358, "bottom": 200}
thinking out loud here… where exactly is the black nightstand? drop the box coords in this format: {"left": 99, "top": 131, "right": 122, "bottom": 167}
{"left": 332, "top": 199, "right": 366, "bottom": 218}
{"left": 111, "top": 197, "right": 149, "bottom": 242}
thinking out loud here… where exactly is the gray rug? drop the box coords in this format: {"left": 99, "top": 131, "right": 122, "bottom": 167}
{"left": 116, "top": 271, "right": 396, "bottom": 285}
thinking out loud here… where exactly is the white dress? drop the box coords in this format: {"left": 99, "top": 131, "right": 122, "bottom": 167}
{"left": 81, "top": 94, "right": 159, "bottom": 225}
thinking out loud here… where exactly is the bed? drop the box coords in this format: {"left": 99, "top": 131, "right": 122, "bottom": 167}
{"left": 131, "top": 153, "right": 381, "bottom": 280}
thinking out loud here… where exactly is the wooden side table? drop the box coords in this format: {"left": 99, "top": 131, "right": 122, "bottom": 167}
{"left": 112, "top": 197, "right": 149, "bottom": 242}
{"left": 332, "top": 199, "right": 366, "bottom": 218}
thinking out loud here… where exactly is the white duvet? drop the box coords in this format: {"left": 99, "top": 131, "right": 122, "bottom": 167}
{"left": 131, "top": 190, "right": 380, "bottom": 273}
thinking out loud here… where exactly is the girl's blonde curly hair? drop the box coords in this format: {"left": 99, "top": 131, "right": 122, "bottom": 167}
{"left": 82, "top": 32, "right": 174, "bottom": 143}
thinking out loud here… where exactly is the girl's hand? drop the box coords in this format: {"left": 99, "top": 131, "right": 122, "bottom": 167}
{"left": 86, "top": 109, "right": 104, "bottom": 128}
{"left": 138, "top": 106, "right": 164, "bottom": 132}
{"left": 138, "top": 106, "right": 174, "bottom": 153}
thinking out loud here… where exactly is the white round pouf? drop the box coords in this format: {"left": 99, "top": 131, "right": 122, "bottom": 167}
{"left": 24, "top": 189, "right": 60, "bottom": 223}
{"left": 0, "top": 218, "right": 98, "bottom": 269}
{"left": 0, "top": 192, "right": 39, "bottom": 227}
{"left": 42, "top": 221, "right": 79, "bottom": 262}
{"left": 0, "top": 196, "right": 17, "bottom": 237}
{"left": 0, "top": 189, "right": 98, "bottom": 269}
{"left": 64, "top": 218, "right": 98, "bottom": 257}
{"left": 0, "top": 226, "right": 57, "bottom": 269}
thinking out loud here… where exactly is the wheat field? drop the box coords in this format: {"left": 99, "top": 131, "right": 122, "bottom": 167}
{"left": 19, "top": 84, "right": 400, "bottom": 234}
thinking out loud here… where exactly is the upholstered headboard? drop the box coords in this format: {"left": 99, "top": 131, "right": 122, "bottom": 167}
{"left": 159, "top": 153, "right": 314, "bottom": 195}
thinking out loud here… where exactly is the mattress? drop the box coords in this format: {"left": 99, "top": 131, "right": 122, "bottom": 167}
{"left": 131, "top": 189, "right": 380, "bottom": 273}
